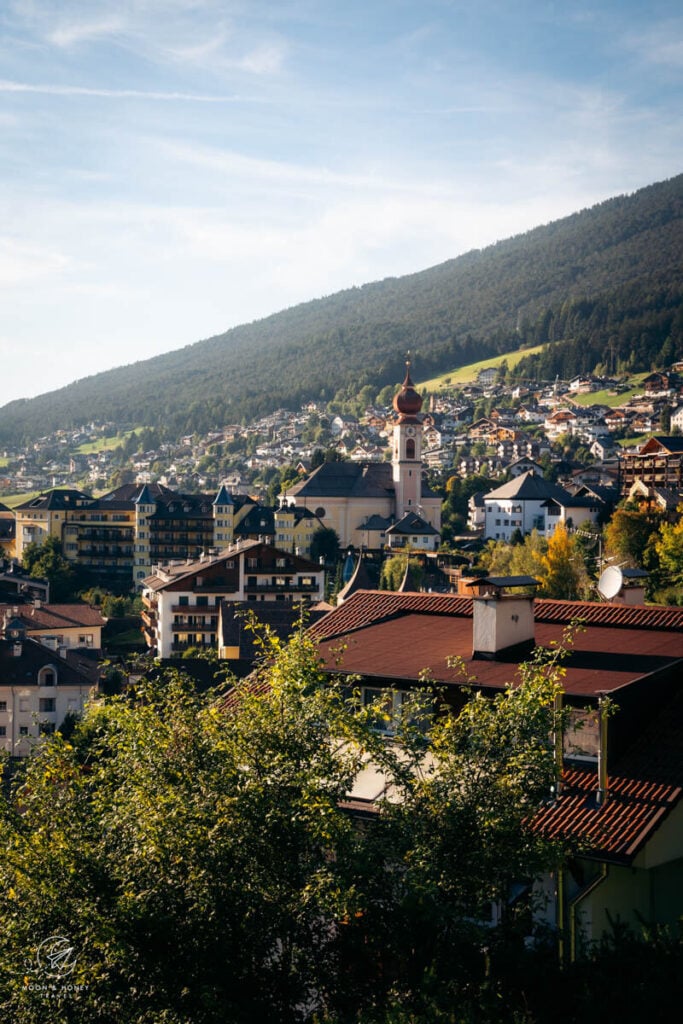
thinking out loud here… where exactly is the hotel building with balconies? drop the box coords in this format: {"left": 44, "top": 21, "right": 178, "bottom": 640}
{"left": 141, "top": 539, "right": 325, "bottom": 658}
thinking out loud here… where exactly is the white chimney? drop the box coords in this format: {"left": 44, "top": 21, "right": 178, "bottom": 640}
{"left": 470, "top": 577, "right": 538, "bottom": 660}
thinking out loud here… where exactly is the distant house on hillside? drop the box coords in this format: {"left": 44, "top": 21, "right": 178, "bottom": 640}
{"left": 477, "top": 367, "right": 498, "bottom": 386}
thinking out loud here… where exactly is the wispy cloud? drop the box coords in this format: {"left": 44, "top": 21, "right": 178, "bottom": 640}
{"left": 165, "top": 32, "right": 287, "bottom": 75}
{"left": 164, "top": 29, "right": 232, "bottom": 65}
{"left": 0, "top": 79, "right": 253, "bottom": 103}
{"left": 47, "top": 16, "right": 124, "bottom": 48}
{"left": 622, "top": 20, "right": 683, "bottom": 68}
{"left": 0, "top": 237, "right": 69, "bottom": 286}
{"left": 234, "top": 42, "right": 286, "bottom": 75}
{"left": 159, "top": 139, "right": 474, "bottom": 201}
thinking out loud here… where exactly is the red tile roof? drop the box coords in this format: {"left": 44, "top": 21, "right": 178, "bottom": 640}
{"left": 0, "top": 602, "right": 106, "bottom": 631}
{"left": 311, "top": 591, "right": 683, "bottom": 642}
{"left": 310, "top": 592, "right": 683, "bottom": 698}
{"left": 222, "top": 593, "right": 683, "bottom": 863}
{"left": 534, "top": 688, "right": 683, "bottom": 863}
{"left": 535, "top": 598, "right": 683, "bottom": 631}
{"left": 532, "top": 767, "right": 681, "bottom": 863}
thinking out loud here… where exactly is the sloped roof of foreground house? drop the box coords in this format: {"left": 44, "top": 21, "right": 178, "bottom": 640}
{"left": 533, "top": 689, "right": 683, "bottom": 865}
{"left": 309, "top": 591, "right": 683, "bottom": 699}
{"left": 309, "top": 590, "right": 683, "bottom": 862}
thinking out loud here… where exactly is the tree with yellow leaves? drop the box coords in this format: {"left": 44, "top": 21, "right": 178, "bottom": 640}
{"left": 539, "top": 522, "right": 589, "bottom": 600}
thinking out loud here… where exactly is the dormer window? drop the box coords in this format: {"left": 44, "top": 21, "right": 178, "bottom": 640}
{"left": 39, "top": 667, "right": 56, "bottom": 686}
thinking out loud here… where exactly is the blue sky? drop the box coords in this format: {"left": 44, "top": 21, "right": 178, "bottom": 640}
{"left": 1, "top": 0, "right": 681, "bottom": 406}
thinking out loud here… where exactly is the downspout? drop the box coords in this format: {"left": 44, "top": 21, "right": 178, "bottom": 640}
{"left": 553, "top": 691, "right": 563, "bottom": 796}
{"left": 557, "top": 865, "right": 565, "bottom": 967}
{"left": 565, "top": 695, "right": 610, "bottom": 962}
{"left": 11, "top": 685, "right": 16, "bottom": 757}
{"left": 569, "top": 863, "right": 608, "bottom": 962}
{"left": 596, "top": 694, "right": 609, "bottom": 807}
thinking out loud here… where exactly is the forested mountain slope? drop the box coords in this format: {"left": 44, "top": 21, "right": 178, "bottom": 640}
{"left": 1, "top": 174, "right": 682, "bottom": 444}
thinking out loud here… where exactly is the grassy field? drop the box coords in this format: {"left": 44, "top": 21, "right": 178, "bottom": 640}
{"left": 419, "top": 353, "right": 650, "bottom": 413}
{"left": 617, "top": 435, "right": 649, "bottom": 449}
{"left": 418, "top": 344, "right": 548, "bottom": 391}
{"left": 74, "top": 428, "right": 141, "bottom": 454}
{"left": 0, "top": 491, "right": 41, "bottom": 508}
{"left": 569, "top": 374, "right": 648, "bottom": 409}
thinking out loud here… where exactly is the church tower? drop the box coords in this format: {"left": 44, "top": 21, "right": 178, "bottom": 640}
{"left": 392, "top": 359, "right": 424, "bottom": 519}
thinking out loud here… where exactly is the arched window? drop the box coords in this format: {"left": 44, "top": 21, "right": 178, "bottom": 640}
{"left": 406, "top": 439, "right": 416, "bottom": 460}
{"left": 38, "top": 666, "right": 56, "bottom": 687}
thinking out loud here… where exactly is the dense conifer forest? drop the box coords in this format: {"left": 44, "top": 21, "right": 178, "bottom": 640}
{"left": 1, "top": 174, "right": 681, "bottom": 445}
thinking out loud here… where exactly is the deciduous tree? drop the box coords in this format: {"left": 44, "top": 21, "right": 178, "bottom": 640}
{"left": 21, "top": 535, "right": 75, "bottom": 602}
{"left": 603, "top": 506, "right": 660, "bottom": 567}
{"left": 0, "top": 621, "right": 566, "bottom": 1023}
{"left": 539, "top": 523, "right": 589, "bottom": 600}
{"left": 655, "top": 509, "right": 683, "bottom": 591}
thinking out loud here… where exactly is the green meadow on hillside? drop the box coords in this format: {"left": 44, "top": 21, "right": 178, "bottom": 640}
{"left": 568, "top": 374, "right": 648, "bottom": 408}
{"left": 418, "top": 345, "right": 548, "bottom": 391}
{"left": 74, "top": 428, "right": 142, "bottom": 454}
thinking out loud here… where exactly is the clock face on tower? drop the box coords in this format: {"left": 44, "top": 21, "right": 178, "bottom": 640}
{"left": 405, "top": 425, "right": 416, "bottom": 437}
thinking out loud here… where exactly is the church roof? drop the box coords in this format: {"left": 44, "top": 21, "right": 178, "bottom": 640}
{"left": 393, "top": 360, "right": 423, "bottom": 421}
{"left": 287, "top": 462, "right": 395, "bottom": 500}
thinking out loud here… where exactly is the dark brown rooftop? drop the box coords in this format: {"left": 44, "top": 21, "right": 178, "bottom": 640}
{"left": 311, "top": 591, "right": 683, "bottom": 698}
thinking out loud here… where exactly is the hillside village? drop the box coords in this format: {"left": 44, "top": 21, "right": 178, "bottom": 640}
{"left": 2, "top": 363, "right": 682, "bottom": 505}
{"left": 0, "top": 355, "right": 681, "bottom": 652}
{"left": 1, "top": 356, "right": 683, "bottom": 989}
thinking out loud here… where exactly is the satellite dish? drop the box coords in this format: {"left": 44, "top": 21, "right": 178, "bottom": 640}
{"left": 597, "top": 565, "right": 623, "bottom": 601}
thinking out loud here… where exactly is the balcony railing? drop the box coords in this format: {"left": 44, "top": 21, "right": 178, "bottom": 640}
{"left": 78, "top": 546, "right": 133, "bottom": 558}
{"left": 171, "top": 600, "right": 225, "bottom": 612}
{"left": 77, "top": 528, "right": 134, "bottom": 541}
{"left": 172, "top": 618, "right": 218, "bottom": 632}
{"left": 242, "top": 581, "right": 320, "bottom": 594}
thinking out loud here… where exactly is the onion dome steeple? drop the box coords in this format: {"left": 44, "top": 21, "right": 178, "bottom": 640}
{"left": 392, "top": 357, "right": 423, "bottom": 422}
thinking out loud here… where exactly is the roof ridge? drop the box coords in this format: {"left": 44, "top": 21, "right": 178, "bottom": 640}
{"left": 310, "top": 590, "right": 683, "bottom": 641}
